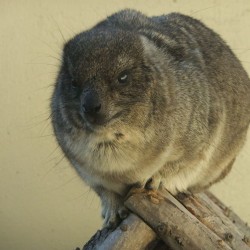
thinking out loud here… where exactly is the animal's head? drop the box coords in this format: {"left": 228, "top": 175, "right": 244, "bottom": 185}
{"left": 52, "top": 27, "right": 169, "bottom": 136}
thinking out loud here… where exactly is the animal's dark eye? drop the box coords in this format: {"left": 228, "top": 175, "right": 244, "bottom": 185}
{"left": 118, "top": 72, "right": 129, "bottom": 84}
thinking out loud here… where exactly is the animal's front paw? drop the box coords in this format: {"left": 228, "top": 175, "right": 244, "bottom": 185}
{"left": 175, "top": 190, "right": 193, "bottom": 200}
{"left": 101, "top": 194, "right": 129, "bottom": 229}
{"left": 125, "top": 173, "right": 163, "bottom": 204}
{"left": 142, "top": 172, "right": 162, "bottom": 190}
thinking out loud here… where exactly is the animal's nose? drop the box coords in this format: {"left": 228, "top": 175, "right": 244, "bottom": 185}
{"left": 81, "top": 89, "right": 101, "bottom": 114}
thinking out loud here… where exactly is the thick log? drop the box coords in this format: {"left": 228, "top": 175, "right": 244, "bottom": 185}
{"left": 80, "top": 189, "right": 250, "bottom": 250}
{"left": 82, "top": 213, "right": 160, "bottom": 250}
{"left": 81, "top": 227, "right": 113, "bottom": 250}
{"left": 176, "top": 192, "right": 250, "bottom": 250}
{"left": 125, "top": 189, "right": 232, "bottom": 250}
{"left": 205, "top": 191, "right": 250, "bottom": 242}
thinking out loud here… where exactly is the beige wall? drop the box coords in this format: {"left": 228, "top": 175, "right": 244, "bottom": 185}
{"left": 1, "top": 1, "right": 250, "bottom": 249}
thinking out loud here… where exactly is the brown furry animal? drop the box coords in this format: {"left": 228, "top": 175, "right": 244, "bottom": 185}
{"left": 51, "top": 9, "right": 250, "bottom": 227}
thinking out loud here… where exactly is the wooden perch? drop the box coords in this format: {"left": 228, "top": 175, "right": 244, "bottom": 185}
{"left": 79, "top": 189, "right": 250, "bottom": 250}
{"left": 176, "top": 192, "right": 250, "bottom": 249}
{"left": 82, "top": 213, "right": 158, "bottom": 250}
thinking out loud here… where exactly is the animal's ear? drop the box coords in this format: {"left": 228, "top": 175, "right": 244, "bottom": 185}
{"left": 140, "top": 33, "right": 187, "bottom": 62}
{"left": 140, "top": 35, "right": 164, "bottom": 61}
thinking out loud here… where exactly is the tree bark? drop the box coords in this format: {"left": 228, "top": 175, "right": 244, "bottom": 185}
{"left": 79, "top": 189, "right": 250, "bottom": 250}
{"left": 176, "top": 191, "right": 250, "bottom": 249}
{"left": 205, "top": 191, "right": 250, "bottom": 244}
{"left": 125, "top": 189, "right": 232, "bottom": 250}
{"left": 82, "top": 213, "right": 160, "bottom": 250}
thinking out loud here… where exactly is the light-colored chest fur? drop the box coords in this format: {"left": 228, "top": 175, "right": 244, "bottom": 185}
{"left": 62, "top": 110, "right": 228, "bottom": 195}
{"left": 62, "top": 127, "right": 174, "bottom": 194}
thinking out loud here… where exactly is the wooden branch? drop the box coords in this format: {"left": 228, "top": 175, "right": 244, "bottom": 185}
{"left": 81, "top": 227, "right": 113, "bottom": 250}
{"left": 176, "top": 191, "right": 250, "bottom": 250}
{"left": 79, "top": 189, "right": 250, "bottom": 250}
{"left": 125, "top": 189, "right": 231, "bottom": 250}
{"left": 82, "top": 213, "right": 160, "bottom": 250}
{"left": 205, "top": 191, "right": 250, "bottom": 242}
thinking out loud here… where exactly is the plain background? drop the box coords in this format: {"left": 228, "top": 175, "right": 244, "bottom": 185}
{"left": 1, "top": 0, "right": 250, "bottom": 249}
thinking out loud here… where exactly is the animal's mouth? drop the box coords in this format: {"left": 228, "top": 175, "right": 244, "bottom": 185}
{"left": 79, "top": 110, "right": 124, "bottom": 132}
{"left": 108, "top": 110, "right": 124, "bottom": 123}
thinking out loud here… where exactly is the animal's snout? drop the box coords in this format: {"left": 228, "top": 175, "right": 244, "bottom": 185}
{"left": 81, "top": 89, "right": 105, "bottom": 125}
{"left": 81, "top": 89, "right": 101, "bottom": 115}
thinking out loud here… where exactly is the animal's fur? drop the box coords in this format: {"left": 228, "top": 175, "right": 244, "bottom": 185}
{"left": 51, "top": 9, "right": 250, "bottom": 227}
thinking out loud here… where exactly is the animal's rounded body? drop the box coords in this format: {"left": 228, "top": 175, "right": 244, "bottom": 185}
{"left": 51, "top": 9, "right": 250, "bottom": 226}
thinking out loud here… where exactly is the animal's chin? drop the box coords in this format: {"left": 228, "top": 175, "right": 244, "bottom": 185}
{"left": 83, "top": 120, "right": 106, "bottom": 133}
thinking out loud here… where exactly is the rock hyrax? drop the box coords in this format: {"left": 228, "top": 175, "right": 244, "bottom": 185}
{"left": 51, "top": 9, "right": 250, "bottom": 227}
